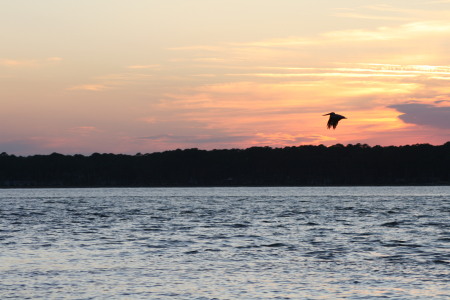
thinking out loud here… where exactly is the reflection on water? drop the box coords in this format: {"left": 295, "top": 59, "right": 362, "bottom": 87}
{"left": 1, "top": 187, "right": 450, "bottom": 299}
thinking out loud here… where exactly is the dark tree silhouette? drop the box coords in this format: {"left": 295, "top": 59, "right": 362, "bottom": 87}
{"left": 0, "top": 143, "right": 449, "bottom": 187}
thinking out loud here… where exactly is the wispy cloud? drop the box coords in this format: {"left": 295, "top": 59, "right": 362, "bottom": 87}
{"left": 67, "top": 84, "right": 109, "bottom": 91}
{"left": 228, "top": 64, "right": 450, "bottom": 80}
{"left": 254, "top": 132, "right": 321, "bottom": 144}
{"left": 127, "top": 64, "right": 160, "bottom": 69}
{"left": 67, "top": 72, "right": 153, "bottom": 91}
{"left": 323, "top": 21, "right": 450, "bottom": 42}
{"left": 168, "top": 45, "right": 222, "bottom": 51}
{"left": 218, "top": 20, "right": 450, "bottom": 50}
{"left": 334, "top": 3, "right": 450, "bottom": 21}
{"left": 47, "top": 57, "right": 63, "bottom": 62}
{"left": 138, "top": 132, "right": 331, "bottom": 149}
{"left": 1, "top": 57, "right": 63, "bottom": 67}
{"left": 69, "top": 126, "right": 101, "bottom": 136}
{"left": 0, "top": 59, "right": 38, "bottom": 67}
{"left": 332, "top": 11, "right": 412, "bottom": 21}
{"left": 139, "top": 133, "right": 253, "bottom": 145}
{"left": 97, "top": 73, "right": 153, "bottom": 84}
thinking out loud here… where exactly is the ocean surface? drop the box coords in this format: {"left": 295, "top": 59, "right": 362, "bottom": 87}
{"left": 1, "top": 186, "right": 450, "bottom": 299}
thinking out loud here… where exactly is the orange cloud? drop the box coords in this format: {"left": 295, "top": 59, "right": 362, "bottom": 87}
{"left": 0, "top": 59, "right": 38, "bottom": 67}
{"left": 127, "top": 64, "right": 160, "bottom": 69}
{"left": 67, "top": 84, "right": 109, "bottom": 91}
{"left": 1, "top": 57, "right": 62, "bottom": 67}
{"left": 47, "top": 57, "right": 63, "bottom": 62}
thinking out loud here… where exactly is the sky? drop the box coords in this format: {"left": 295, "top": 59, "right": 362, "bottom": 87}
{"left": 1, "top": 0, "right": 450, "bottom": 155}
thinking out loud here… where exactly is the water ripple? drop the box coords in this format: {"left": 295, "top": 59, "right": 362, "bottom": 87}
{"left": 1, "top": 186, "right": 450, "bottom": 299}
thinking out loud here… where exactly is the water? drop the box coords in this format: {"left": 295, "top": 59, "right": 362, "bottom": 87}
{"left": 1, "top": 187, "right": 450, "bottom": 299}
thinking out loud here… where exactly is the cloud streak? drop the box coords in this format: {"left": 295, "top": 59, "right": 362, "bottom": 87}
{"left": 0, "top": 59, "right": 38, "bottom": 67}
{"left": 223, "top": 20, "right": 450, "bottom": 49}
{"left": 67, "top": 84, "right": 109, "bottom": 92}
{"left": 140, "top": 134, "right": 253, "bottom": 145}
{"left": 0, "top": 57, "right": 63, "bottom": 67}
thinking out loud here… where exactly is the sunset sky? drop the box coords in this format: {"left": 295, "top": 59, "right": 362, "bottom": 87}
{"left": 2, "top": 0, "right": 450, "bottom": 155}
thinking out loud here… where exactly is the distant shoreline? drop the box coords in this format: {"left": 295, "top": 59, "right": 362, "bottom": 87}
{"left": 2, "top": 183, "right": 450, "bottom": 188}
{"left": 1, "top": 143, "right": 449, "bottom": 188}
{"left": 1, "top": 184, "right": 450, "bottom": 189}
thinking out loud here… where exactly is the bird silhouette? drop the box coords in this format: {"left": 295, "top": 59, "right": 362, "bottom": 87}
{"left": 323, "top": 112, "right": 346, "bottom": 129}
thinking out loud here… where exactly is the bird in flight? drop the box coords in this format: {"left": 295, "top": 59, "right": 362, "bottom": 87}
{"left": 323, "top": 112, "right": 347, "bottom": 129}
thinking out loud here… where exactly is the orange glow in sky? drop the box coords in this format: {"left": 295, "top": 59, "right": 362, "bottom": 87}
{"left": 1, "top": 1, "right": 450, "bottom": 154}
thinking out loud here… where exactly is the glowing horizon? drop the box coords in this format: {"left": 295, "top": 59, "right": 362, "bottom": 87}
{"left": 1, "top": 1, "right": 450, "bottom": 155}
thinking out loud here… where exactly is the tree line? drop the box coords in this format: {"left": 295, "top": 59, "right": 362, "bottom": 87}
{"left": 0, "top": 142, "right": 449, "bottom": 187}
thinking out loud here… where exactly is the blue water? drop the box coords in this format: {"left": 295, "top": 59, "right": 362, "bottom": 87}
{"left": 1, "top": 187, "right": 450, "bottom": 299}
